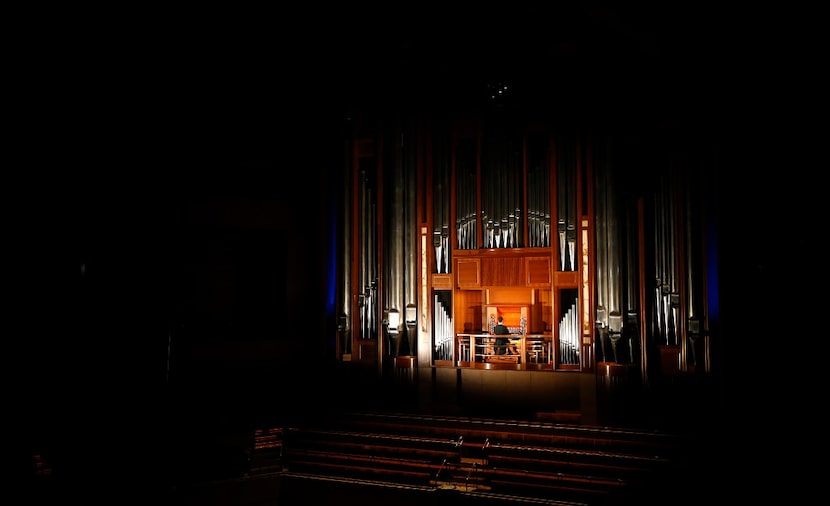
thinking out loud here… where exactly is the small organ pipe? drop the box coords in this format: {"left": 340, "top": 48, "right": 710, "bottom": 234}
{"left": 559, "top": 301, "right": 579, "bottom": 365}
{"left": 433, "top": 294, "right": 453, "bottom": 361}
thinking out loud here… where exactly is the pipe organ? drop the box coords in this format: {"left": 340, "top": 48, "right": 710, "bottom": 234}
{"left": 337, "top": 113, "right": 714, "bottom": 386}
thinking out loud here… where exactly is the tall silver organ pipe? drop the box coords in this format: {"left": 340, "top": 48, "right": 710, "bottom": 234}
{"left": 624, "top": 201, "right": 638, "bottom": 315}
{"left": 385, "top": 139, "right": 405, "bottom": 353}
{"left": 652, "top": 190, "right": 662, "bottom": 342}
{"left": 369, "top": 182, "right": 377, "bottom": 342}
{"left": 594, "top": 149, "right": 610, "bottom": 330}
{"left": 594, "top": 141, "right": 627, "bottom": 362}
{"left": 623, "top": 200, "right": 639, "bottom": 364}
{"left": 659, "top": 177, "right": 671, "bottom": 344}
{"left": 605, "top": 159, "right": 621, "bottom": 331}
{"left": 527, "top": 132, "right": 551, "bottom": 248}
{"left": 594, "top": 143, "right": 619, "bottom": 332}
{"left": 359, "top": 166, "right": 368, "bottom": 339}
{"left": 653, "top": 174, "right": 680, "bottom": 346}
{"left": 557, "top": 138, "right": 577, "bottom": 270}
{"left": 456, "top": 139, "right": 477, "bottom": 250}
{"left": 339, "top": 142, "right": 353, "bottom": 354}
{"left": 433, "top": 133, "right": 451, "bottom": 272}
{"left": 359, "top": 163, "right": 378, "bottom": 341}
{"left": 685, "top": 180, "right": 697, "bottom": 322}
{"left": 665, "top": 173, "right": 678, "bottom": 346}
{"left": 683, "top": 172, "right": 698, "bottom": 365}
{"left": 482, "top": 127, "right": 522, "bottom": 248}
{"left": 404, "top": 131, "right": 418, "bottom": 357}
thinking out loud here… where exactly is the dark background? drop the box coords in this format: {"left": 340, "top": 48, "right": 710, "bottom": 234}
{"left": 11, "top": 2, "right": 820, "bottom": 500}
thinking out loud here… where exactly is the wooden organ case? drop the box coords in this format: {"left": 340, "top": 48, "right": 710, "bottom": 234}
{"left": 337, "top": 105, "right": 716, "bottom": 420}
{"left": 429, "top": 124, "right": 595, "bottom": 372}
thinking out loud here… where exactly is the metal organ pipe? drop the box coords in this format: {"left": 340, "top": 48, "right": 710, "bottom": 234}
{"left": 512, "top": 155, "right": 522, "bottom": 248}
{"left": 557, "top": 142, "right": 567, "bottom": 269}
{"left": 404, "top": 140, "right": 418, "bottom": 356}
{"left": 559, "top": 300, "right": 579, "bottom": 365}
{"left": 359, "top": 165, "right": 378, "bottom": 342}
{"left": 369, "top": 185, "right": 377, "bottom": 341}
{"left": 433, "top": 294, "right": 453, "bottom": 361}
{"left": 359, "top": 168, "right": 368, "bottom": 340}
{"left": 594, "top": 154, "right": 609, "bottom": 329}
{"left": 339, "top": 147, "right": 353, "bottom": 354}
{"left": 456, "top": 140, "right": 477, "bottom": 250}
{"left": 457, "top": 140, "right": 468, "bottom": 248}
{"left": 605, "top": 160, "right": 621, "bottom": 335}
{"left": 668, "top": 173, "right": 680, "bottom": 346}
{"left": 685, "top": 180, "right": 696, "bottom": 321}
{"left": 386, "top": 152, "right": 404, "bottom": 354}
{"left": 662, "top": 175, "right": 679, "bottom": 345}
{"left": 456, "top": 171, "right": 469, "bottom": 250}
{"left": 567, "top": 143, "right": 577, "bottom": 271}
{"left": 527, "top": 167, "right": 541, "bottom": 248}
{"left": 573, "top": 302, "right": 579, "bottom": 364}
{"left": 561, "top": 304, "right": 568, "bottom": 364}
{"left": 457, "top": 139, "right": 476, "bottom": 249}
{"left": 428, "top": 131, "right": 452, "bottom": 281}
{"left": 594, "top": 174, "right": 608, "bottom": 361}
{"left": 653, "top": 174, "right": 681, "bottom": 346}
{"left": 623, "top": 201, "right": 639, "bottom": 364}
{"left": 526, "top": 133, "right": 550, "bottom": 248}
{"left": 653, "top": 190, "right": 664, "bottom": 343}
{"left": 433, "top": 144, "right": 450, "bottom": 272}
{"left": 557, "top": 139, "right": 577, "bottom": 270}
{"left": 482, "top": 137, "right": 495, "bottom": 248}
{"left": 466, "top": 170, "right": 475, "bottom": 250}
{"left": 481, "top": 129, "right": 522, "bottom": 249}
{"left": 683, "top": 173, "right": 698, "bottom": 365}
{"left": 624, "top": 201, "right": 638, "bottom": 314}
{"left": 499, "top": 140, "right": 506, "bottom": 248}
{"left": 595, "top": 145, "right": 633, "bottom": 363}
{"left": 665, "top": 174, "right": 677, "bottom": 346}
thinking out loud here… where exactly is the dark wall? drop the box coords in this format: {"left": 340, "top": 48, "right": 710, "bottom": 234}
{"left": 13, "top": 160, "right": 335, "bottom": 496}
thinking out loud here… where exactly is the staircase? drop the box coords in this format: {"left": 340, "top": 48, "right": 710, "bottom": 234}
{"left": 262, "top": 410, "right": 694, "bottom": 506}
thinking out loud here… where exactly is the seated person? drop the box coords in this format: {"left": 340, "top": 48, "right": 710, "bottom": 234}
{"left": 493, "top": 316, "right": 519, "bottom": 355}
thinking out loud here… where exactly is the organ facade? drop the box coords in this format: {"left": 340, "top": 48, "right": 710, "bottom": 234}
{"left": 333, "top": 110, "right": 718, "bottom": 422}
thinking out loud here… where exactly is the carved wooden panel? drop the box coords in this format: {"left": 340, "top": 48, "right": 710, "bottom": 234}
{"left": 456, "top": 258, "right": 481, "bottom": 288}
{"left": 526, "top": 256, "right": 551, "bottom": 287}
{"left": 480, "top": 257, "right": 524, "bottom": 287}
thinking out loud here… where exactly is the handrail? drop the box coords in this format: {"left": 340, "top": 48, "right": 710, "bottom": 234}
{"left": 463, "top": 334, "right": 553, "bottom": 366}
{"left": 434, "top": 458, "right": 448, "bottom": 481}
{"left": 464, "top": 462, "right": 477, "bottom": 491}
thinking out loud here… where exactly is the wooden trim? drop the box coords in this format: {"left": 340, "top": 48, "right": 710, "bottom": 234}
{"left": 432, "top": 273, "right": 453, "bottom": 290}
{"left": 554, "top": 271, "right": 579, "bottom": 287}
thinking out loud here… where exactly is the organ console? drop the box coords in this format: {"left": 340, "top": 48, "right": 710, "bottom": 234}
{"left": 456, "top": 332, "right": 553, "bottom": 370}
